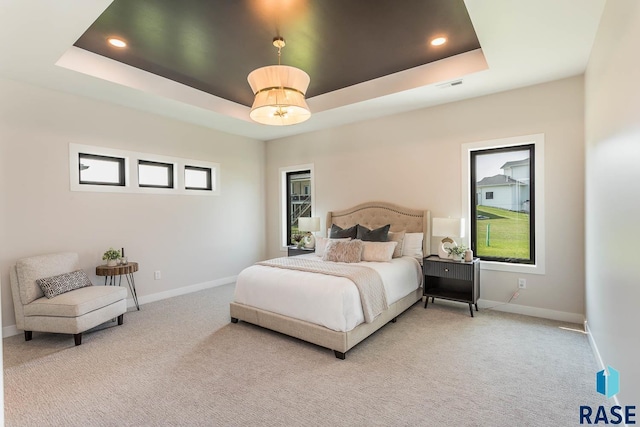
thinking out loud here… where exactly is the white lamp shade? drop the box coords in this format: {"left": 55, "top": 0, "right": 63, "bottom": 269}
{"left": 432, "top": 218, "right": 465, "bottom": 238}
{"left": 298, "top": 217, "right": 320, "bottom": 232}
{"left": 247, "top": 65, "right": 311, "bottom": 126}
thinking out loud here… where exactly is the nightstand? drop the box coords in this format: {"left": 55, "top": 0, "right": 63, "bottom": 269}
{"left": 287, "top": 246, "right": 315, "bottom": 257}
{"left": 423, "top": 255, "right": 480, "bottom": 317}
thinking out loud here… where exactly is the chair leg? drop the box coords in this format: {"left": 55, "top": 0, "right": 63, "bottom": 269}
{"left": 74, "top": 333, "right": 82, "bottom": 346}
{"left": 24, "top": 331, "right": 32, "bottom": 341}
{"left": 117, "top": 314, "right": 124, "bottom": 325}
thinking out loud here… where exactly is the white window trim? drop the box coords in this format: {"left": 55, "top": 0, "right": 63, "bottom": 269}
{"left": 461, "top": 134, "right": 545, "bottom": 275}
{"left": 69, "top": 143, "right": 220, "bottom": 196}
{"left": 279, "top": 164, "right": 315, "bottom": 252}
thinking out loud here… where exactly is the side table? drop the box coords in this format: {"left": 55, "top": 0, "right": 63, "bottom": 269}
{"left": 423, "top": 255, "right": 480, "bottom": 317}
{"left": 96, "top": 262, "right": 140, "bottom": 311}
{"left": 287, "top": 246, "right": 315, "bottom": 257}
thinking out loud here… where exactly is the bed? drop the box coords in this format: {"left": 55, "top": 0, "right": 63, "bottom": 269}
{"left": 230, "top": 202, "right": 431, "bottom": 359}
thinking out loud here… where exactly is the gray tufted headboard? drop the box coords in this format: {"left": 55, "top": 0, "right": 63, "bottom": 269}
{"left": 326, "top": 201, "right": 431, "bottom": 257}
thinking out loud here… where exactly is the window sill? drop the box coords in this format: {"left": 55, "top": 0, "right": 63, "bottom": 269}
{"left": 480, "top": 260, "right": 545, "bottom": 275}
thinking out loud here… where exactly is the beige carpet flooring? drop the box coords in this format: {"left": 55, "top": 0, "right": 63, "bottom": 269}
{"left": 4, "top": 284, "right": 610, "bottom": 426}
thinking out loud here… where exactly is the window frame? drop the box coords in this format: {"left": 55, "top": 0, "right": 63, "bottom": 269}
{"left": 470, "top": 144, "right": 535, "bottom": 265}
{"left": 78, "top": 153, "right": 126, "bottom": 186}
{"left": 69, "top": 143, "right": 220, "bottom": 196}
{"left": 184, "top": 165, "right": 213, "bottom": 191}
{"left": 279, "top": 164, "right": 315, "bottom": 251}
{"left": 137, "top": 160, "right": 175, "bottom": 189}
{"left": 461, "top": 134, "right": 545, "bottom": 275}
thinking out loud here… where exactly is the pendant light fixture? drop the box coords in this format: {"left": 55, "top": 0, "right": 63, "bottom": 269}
{"left": 247, "top": 37, "right": 311, "bottom": 126}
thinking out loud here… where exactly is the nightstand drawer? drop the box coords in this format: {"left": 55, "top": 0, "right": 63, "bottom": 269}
{"left": 424, "top": 262, "right": 473, "bottom": 281}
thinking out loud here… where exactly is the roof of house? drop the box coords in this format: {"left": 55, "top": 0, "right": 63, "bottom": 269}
{"left": 500, "top": 158, "right": 530, "bottom": 170}
{"left": 477, "top": 174, "right": 524, "bottom": 186}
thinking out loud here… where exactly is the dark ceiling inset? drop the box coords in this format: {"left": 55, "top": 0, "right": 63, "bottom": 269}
{"left": 74, "top": 0, "right": 480, "bottom": 107}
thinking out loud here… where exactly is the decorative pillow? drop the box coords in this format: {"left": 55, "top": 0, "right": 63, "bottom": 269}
{"left": 329, "top": 224, "right": 358, "bottom": 239}
{"left": 36, "top": 270, "right": 93, "bottom": 299}
{"left": 361, "top": 241, "right": 398, "bottom": 262}
{"left": 356, "top": 224, "right": 390, "bottom": 242}
{"left": 388, "top": 231, "right": 406, "bottom": 258}
{"left": 315, "top": 237, "right": 352, "bottom": 256}
{"left": 402, "top": 232, "right": 424, "bottom": 260}
{"left": 322, "top": 239, "right": 364, "bottom": 263}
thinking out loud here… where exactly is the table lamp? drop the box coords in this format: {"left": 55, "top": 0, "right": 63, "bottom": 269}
{"left": 432, "top": 218, "right": 465, "bottom": 259}
{"left": 298, "top": 217, "right": 321, "bottom": 249}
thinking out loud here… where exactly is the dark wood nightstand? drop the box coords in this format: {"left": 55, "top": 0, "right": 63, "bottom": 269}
{"left": 423, "top": 255, "right": 480, "bottom": 317}
{"left": 287, "top": 246, "right": 315, "bottom": 257}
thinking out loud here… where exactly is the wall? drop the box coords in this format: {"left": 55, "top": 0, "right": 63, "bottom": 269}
{"left": 584, "top": 0, "right": 640, "bottom": 406}
{"left": 266, "top": 76, "right": 585, "bottom": 320}
{"left": 0, "top": 78, "right": 265, "bottom": 332}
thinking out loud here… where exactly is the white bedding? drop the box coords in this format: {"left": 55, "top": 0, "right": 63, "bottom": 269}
{"left": 233, "top": 254, "right": 422, "bottom": 332}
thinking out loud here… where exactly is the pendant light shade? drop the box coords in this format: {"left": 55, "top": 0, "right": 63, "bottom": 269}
{"left": 247, "top": 38, "right": 311, "bottom": 126}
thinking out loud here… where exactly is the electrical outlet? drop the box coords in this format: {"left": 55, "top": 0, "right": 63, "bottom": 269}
{"left": 154, "top": 271, "right": 161, "bottom": 280}
{"left": 518, "top": 278, "right": 526, "bottom": 289}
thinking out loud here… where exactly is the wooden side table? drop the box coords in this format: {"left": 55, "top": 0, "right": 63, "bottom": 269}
{"left": 96, "top": 262, "right": 140, "bottom": 310}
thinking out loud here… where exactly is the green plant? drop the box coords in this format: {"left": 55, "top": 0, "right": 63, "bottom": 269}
{"left": 446, "top": 244, "right": 467, "bottom": 257}
{"left": 102, "top": 247, "right": 121, "bottom": 261}
{"left": 291, "top": 233, "right": 305, "bottom": 248}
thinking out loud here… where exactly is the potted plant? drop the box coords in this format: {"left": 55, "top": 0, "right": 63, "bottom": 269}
{"left": 446, "top": 244, "right": 468, "bottom": 261}
{"left": 291, "top": 233, "right": 305, "bottom": 249}
{"left": 102, "top": 248, "right": 121, "bottom": 266}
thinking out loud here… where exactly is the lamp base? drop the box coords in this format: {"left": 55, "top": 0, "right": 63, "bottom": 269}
{"left": 303, "top": 233, "right": 316, "bottom": 249}
{"left": 438, "top": 237, "right": 456, "bottom": 259}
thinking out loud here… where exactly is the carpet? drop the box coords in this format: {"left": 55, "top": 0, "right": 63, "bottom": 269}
{"left": 3, "top": 284, "right": 610, "bottom": 426}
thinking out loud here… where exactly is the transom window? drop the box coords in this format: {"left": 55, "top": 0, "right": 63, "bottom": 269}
{"left": 138, "top": 160, "right": 174, "bottom": 189}
{"left": 185, "top": 166, "right": 213, "bottom": 191}
{"left": 78, "top": 153, "right": 125, "bottom": 186}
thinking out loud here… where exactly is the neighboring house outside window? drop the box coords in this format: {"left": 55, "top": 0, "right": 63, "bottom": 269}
{"left": 279, "top": 164, "right": 314, "bottom": 249}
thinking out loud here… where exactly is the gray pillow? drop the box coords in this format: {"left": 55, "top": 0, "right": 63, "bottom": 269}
{"left": 36, "top": 270, "right": 93, "bottom": 299}
{"left": 356, "top": 224, "right": 390, "bottom": 242}
{"left": 329, "top": 224, "right": 358, "bottom": 239}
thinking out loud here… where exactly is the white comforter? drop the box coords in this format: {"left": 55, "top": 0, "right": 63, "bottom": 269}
{"left": 233, "top": 254, "right": 422, "bottom": 332}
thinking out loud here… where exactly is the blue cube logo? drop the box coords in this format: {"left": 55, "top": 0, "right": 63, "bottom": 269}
{"left": 596, "top": 366, "right": 620, "bottom": 398}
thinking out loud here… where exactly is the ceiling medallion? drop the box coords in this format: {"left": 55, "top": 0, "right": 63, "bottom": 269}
{"left": 247, "top": 37, "right": 311, "bottom": 126}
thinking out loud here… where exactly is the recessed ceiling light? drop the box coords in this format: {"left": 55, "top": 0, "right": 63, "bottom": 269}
{"left": 107, "top": 38, "right": 127, "bottom": 48}
{"left": 431, "top": 37, "right": 447, "bottom": 46}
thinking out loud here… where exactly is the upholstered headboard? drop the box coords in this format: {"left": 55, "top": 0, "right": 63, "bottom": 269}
{"left": 326, "top": 201, "right": 431, "bottom": 257}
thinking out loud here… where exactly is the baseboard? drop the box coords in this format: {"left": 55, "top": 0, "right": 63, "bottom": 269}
{"left": 477, "top": 299, "right": 584, "bottom": 324}
{"left": 584, "top": 320, "right": 622, "bottom": 408}
{"left": 2, "top": 275, "right": 237, "bottom": 338}
{"left": 126, "top": 275, "right": 237, "bottom": 309}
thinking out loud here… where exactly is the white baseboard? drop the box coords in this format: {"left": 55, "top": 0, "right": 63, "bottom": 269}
{"left": 125, "top": 275, "right": 237, "bottom": 309}
{"left": 477, "top": 299, "right": 584, "bottom": 324}
{"left": 2, "top": 276, "right": 237, "bottom": 338}
{"left": 584, "top": 320, "right": 622, "bottom": 408}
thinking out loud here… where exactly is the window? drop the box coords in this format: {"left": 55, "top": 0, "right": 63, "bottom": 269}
{"left": 279, "top": 164, "right": 314, "bottom": 248}
{"left": 138, "top": 160, "right": 174, "bottom": 188}
{"left": 185, "top": 166, "right": 212, "bottom": 190}
{"left": 70, "top": 143, "right": 220, "bottom": 196}
{"left": 470, "top": 144, "right": 535, "bottom": 264}
{"left": 286, "top": 170, "right": 312, "bottom": 245}
{"left": 78, "top": 153, "right": 125, "bottom": 186}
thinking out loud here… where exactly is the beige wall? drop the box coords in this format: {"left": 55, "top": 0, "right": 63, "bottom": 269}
{"left": 0, "top": 78, "right": 266, "bottom": 331}
{"left": 585, "top": 0, "right": 640, "bottom": 406}
{"left": 266, "top": 76, "right": 585, "bottom": 319}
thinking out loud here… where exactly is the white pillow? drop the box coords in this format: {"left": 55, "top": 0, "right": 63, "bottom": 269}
{"left": 315, "top": 237, "right": 352, "bottom": 256}
{"left": 402, "top": 232, "right": 424, "bottom": 260}
{"left": 361, "top": 241, "right": 398, "bottom": 262}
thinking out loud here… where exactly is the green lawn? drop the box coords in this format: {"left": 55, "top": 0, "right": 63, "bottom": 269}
{"left": 476, "top": 206, "right": 530, "bottom": 259}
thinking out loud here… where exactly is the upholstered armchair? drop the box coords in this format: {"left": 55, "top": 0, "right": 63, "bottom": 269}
{"left": 9, "top": 252, "right": 127, "bottom": 345}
